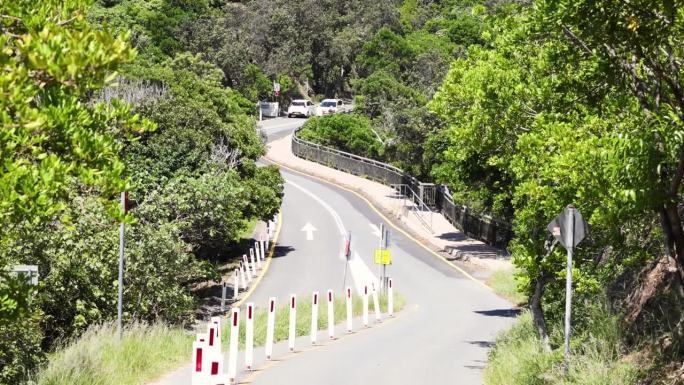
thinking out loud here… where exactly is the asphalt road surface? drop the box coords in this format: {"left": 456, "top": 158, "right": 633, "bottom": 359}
{"left": 158, "top": 117, "right": 515, "bottom": 385}
{"left": 250, "top": 118, "right": 515, "bottom": 384}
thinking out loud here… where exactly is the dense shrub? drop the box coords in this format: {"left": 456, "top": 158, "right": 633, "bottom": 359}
{"left": 298, "top": 114, "right": 385, "bottom": 159}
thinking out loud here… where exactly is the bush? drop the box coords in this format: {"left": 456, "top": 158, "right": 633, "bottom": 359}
{"left": 484, "top": 309, "right": 641, "bottom": 385}
{"left": 298, "top": 114, "right": 384, "bottom": 159}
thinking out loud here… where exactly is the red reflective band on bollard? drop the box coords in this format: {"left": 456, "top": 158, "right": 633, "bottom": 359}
{"left": 347, "top": 288, "right": 351, "bottom": 298}
{"left": 248, "top": 305, "right": 253, "bottom": 319}
{"left": 233, "top": 311, "right": 238, "bottom": 326}
{"left": 291, "top": 297, "right": 295, "bottom": 308}
{"left": 389, "top": 279, "right": 393, "bottom": 288}
{"left": 209, "top": 328, "right": 214, "bottom": 346}
{"left": 195, "top": 348, "right": 202, "bottom": 372}
{"left": 364, "top": 286, "right": 368, "bottom": 295}
{"left": 328, "top": 291, "right": 332, "bottom": 301}
{"left": 211, "top": 362, "right": 219, "bottom": 375}
{"left": 270, "top": 300, "right": 274, "bottom": 312}
{"left": 314, "top": 294, "right": 317, "bottom": 305}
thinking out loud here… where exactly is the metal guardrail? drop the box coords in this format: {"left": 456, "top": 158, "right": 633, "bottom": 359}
{"left": 291, "top": 127, "right": 514, "bottom": 248}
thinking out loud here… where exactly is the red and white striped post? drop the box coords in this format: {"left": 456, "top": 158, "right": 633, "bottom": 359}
{"left": 242, "top": 255, "right": 253, "bottom": 282}
{"left": 227, "top": 308, "right": 240, "bottom": 384}
{"left": 191, "top": 340, "right": 206, "bottom": 385}
{"left": 327, "top": 290, "right": 335, "bottom": 339}
{"left": 206, "top": 325, "right": 221, "bottom": 381}
{"left": 310, "top": 292, "right": 319, "bottom": 345}
{"left": 233, "top": 269, "right": 239, "bottom": 300}
{"left": 288, "top": 294, "right": 296, "bottom": 352}
{"left": 239, "top": 262, "right": 248, "bottom": 288}
{"left": 388, "top": 278, "right": 394, "bottom": 317}
{"left": 362, "top": 285, "right": 369, "bottom": 328}
{"left": 254, "top": 242, "right": 262, "bottom": 268}
{"left": 346, "top": 287, "right": 353, "bottom": 333}
{"left": 210, "top": 317, "right": 223, "bottom": 372}
{"left": 265, "top": 297, "right": 276, "bottom": 359}
{"left": 372, "top": 283, "right": 382, "bottom": 322}
{"left": 260, "top": 239, "right": 266, "bottom": 264}
{"left": 249, "top": 249, "right": 257, "bottom": 277}
{"left": 245, "top": 302, "right": 254, "bottom": 370}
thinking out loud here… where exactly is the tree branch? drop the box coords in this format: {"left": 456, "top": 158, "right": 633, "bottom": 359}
{"left": 560, "top": 24, "right": 592, "bottom": 56}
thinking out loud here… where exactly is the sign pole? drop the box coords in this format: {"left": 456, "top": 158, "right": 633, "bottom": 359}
{"left": 117, "top": 191, "right": 126, "bottom": 341}
{"left": 563, "top": 207, "right": 575, "bottom": 371}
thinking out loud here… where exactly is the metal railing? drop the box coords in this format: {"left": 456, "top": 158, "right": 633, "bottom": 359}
{"left": 291, "top": 128, "right": 514, "bottom": 248}
{"left": 390, "top": 184, "right": 433, "bottom": 233}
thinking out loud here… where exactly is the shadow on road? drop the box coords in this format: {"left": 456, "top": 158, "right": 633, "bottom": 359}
{"left": 271, "top": 245, "right": 296, "bottom": 259}
{"left": 466, "top": 340, "right": 494, "bottom": 348}
{"left": 474, "top": 308, "right": 521, "bottom": 318}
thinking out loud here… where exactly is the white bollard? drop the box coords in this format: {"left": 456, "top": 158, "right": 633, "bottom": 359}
{"left": 310, "top": 292, "right": 319, "bottom": 344}
{"left": 346, "top": 287, "right": 353, "bottom": 333}
{"left": 388, "top": 278, "right": 394, "bottom": 317}
{"left": 191, "top": 340, "right": 206, "bottom": 385}
{"left": 233, "top": 269, "right": 239, "bottom": 300}
{"left": 254, "top": 242, "right": 262, "bottom": 268}
{"left": 288, "top": 294, "right": 296, "bottom": 352}
{"left": 327, "top": 289, "right": 335, "bottom": 339}
{"left": 242, "top": 255, "right": 253, "bottom": 282}
{"left": 362, "top": 285, "right": 369, "bottom": 328}
{"left": 260, "top": 239, "right": 266, "bottom": 264}
{"left": 249, "top": 249, "right": 257, "bottom": 277}
{"left": 228, "top": 308, "right": 240, "bottom": 384}
{"left": 239, "top": 263, "right": 248, "bottom": 289}
{"left": 372, "top": 283, "right": 382, "bottom": 322}
{"left": 265, "top": 297, "right": 276, "bottom": 360}
{"left": 245, "top": 302, "right": 255, "bottom": 370}
{"left": 209, "top": 317, "right": 223, "bottom": 372}
{"left": 206, "top": 321, "right": 222, "bottom": 379}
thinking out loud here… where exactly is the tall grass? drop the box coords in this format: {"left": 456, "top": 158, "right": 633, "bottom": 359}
{"left": 224, "top": 293, "right": 405, "bottom": 349}
{"left": 484, "top": 308, "right": 641, "bottom": 385}
{"left": 487, "top": 268, "right": 526, "bottom": 305}
{"left": 36, "top": 323, "right": 193, "bottom": 385}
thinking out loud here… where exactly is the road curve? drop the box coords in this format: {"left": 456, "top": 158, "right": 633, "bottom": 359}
{"left": 250, "top": 118, "right": 515, "bottom": 384}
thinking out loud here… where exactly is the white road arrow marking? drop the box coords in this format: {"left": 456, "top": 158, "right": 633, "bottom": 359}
{"left": 301, "top": 222, "right": 317, "bottom": 240}
{"left": 370, "top": 223, "right": 381, "bottom": 238}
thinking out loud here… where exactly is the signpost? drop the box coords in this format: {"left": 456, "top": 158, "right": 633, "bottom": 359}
{"left": 117, "top": 191, "right": 127, "bottom": 341}
{"left": 547, "top": 204, "right": 588, "bottom": 372}
{"left": 374, "top": 223, "right": 392, "bottom": 291}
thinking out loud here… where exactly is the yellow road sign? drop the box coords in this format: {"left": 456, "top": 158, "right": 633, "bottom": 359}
{"left": 374, "top": 249, "right": 391, "bottom": 265}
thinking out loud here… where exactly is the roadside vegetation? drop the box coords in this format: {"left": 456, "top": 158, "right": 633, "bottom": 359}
{"left": 5, "top": 0, "right": 684, "bottom": 383}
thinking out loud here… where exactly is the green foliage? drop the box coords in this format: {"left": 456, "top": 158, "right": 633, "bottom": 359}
{"left": 484, "top": 310, "right": 640, "bottom": 385}
{"left": 0, "top": 311, "right": 44, "bottom": 383}
{"left": 298, "top": 114, "right": 385, "bottom": 159}
{"left": 0, "top": 0, "right": 151, "bottom": 227}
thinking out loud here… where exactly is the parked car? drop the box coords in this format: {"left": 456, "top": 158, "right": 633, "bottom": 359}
{"left": 316, "top": 99, "right": 353, "bottom": 116}
{"left": 287, "top": 99, "right": 316, "bottom": 118}
{"left": 317, "top": 99, "right": 342, "bottom": 116}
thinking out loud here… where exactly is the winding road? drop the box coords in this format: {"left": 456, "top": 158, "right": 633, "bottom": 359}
{"left": 157, "top": 117, "right": 515, "bottom": 385}
{"left": 252, "top": 118, "right": 514, "bottom": 384}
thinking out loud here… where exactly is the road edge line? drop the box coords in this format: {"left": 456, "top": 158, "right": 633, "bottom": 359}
{"left": 264, "top": 157, "right": 494, "bottom": 292}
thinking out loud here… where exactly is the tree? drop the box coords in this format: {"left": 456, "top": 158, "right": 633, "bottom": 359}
{"left": 538, "top": 0, "right": 684, "bottom": 283}
{"left": 0, "top": 0, "right": 151, "bottom": 323}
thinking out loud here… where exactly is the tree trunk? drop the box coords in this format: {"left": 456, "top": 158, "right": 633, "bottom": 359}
{"left": 659, "top": 203, "right": 684, "bottom": 288}
{"left": 530, "top": 271, "right": 552, "bottom": 351}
